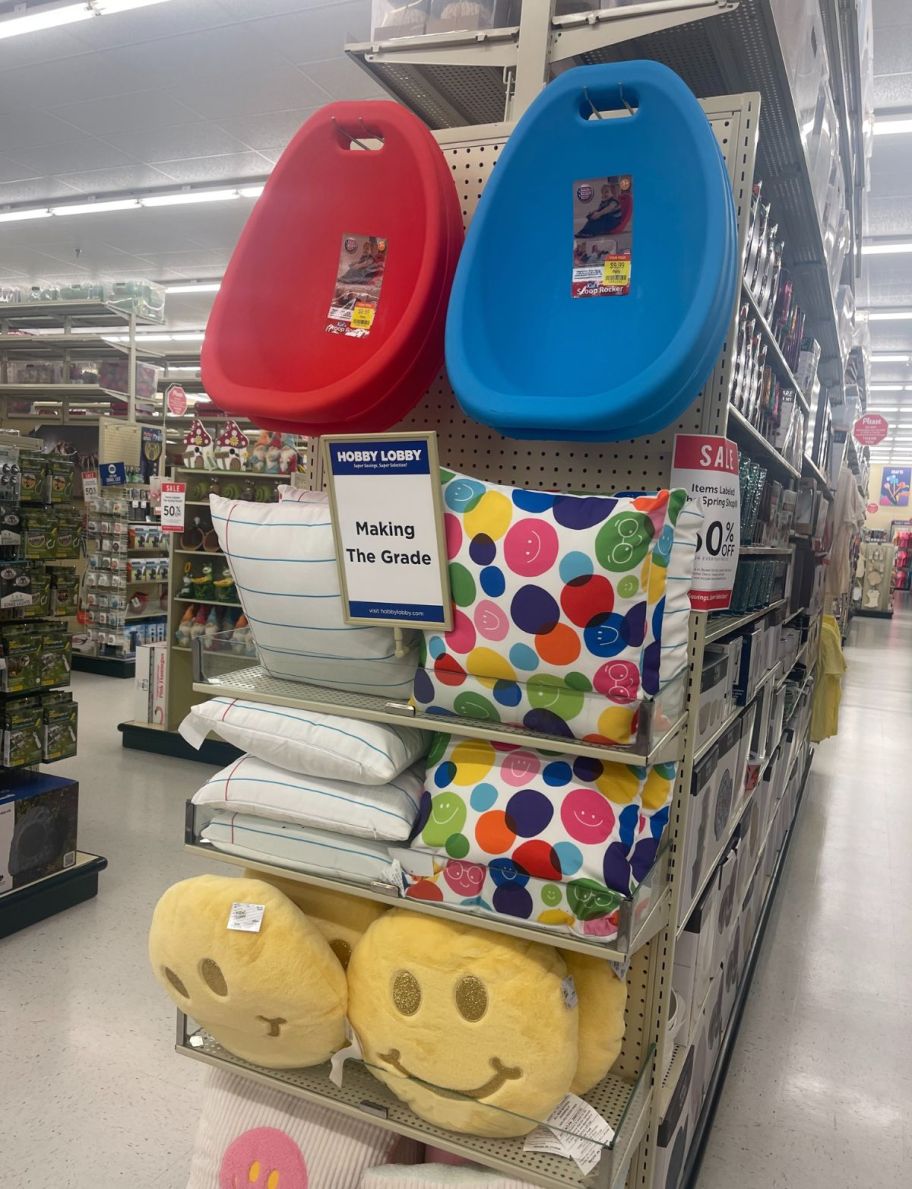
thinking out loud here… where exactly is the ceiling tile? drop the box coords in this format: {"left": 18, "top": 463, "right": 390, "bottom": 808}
{"left": 0, "top": 54, "right": 142, "bottom": 108}
{"left": 874, "top": 71, "right": 912, "bottom": 108}
{"left": 216, "top": 0, "right": 345, "bottom": 17}
{"left": 301, "top": 56, "right": 386, "bottom": 101}
{"left": 250, "top": 2, "right": 370, "bottom": 63}
{"left": 104, "top": 121, "right": 249, "bottom": 162}
{"left": 0, "top": 108, "right": 80, "bottom": 154}
{"left": 0, "top": 154, "right": 39, "bottom": 186}
{"left": 69, "top": 0, "right": 233, "bottom": 51}
{"left": 10, "top": 136, "right": 135, "bottom": 177}
{"left": 865, "top": 194, "right": 912, "bottom": 238}
{"left": 0, "top": 26, "right": 91, "bottom": 71}
{"left": 51, "top": 90, "right": 202, "bottom": 137}
{"left": 0, "top": 178, "right": 82, "bottom": 206}
{"left": 213, "top": 108, "right": 317, "bottom": 154}
{"left": 152, "top": 152, "right": 271, "bottom": 183}
{"left": 103, "top": 23, "right": 283, "bottom": 85}
{"left": 54, "top": 164, "right": 177, "bottom": 195}
{"left": 176, "top": 64, "right": 326, "bottom": 120}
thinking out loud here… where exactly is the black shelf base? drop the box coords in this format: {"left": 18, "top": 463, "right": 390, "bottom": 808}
{"left": 73, "top": 654, "right": 135, "bottom": 678}
{"left": 118, "top": 721, "right": 242, "bottom": 766}
{"left": 0, "top": 853, "right": 107, "bottom": 939}
{"left": 854, "top": 608, "right": 893, "bottom": 619}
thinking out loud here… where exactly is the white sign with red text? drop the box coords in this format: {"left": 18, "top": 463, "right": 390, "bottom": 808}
{"left": 160, "top": 481, "right": 186, "bottom": 533}
{"left": 671, "top": 434, "right": 740, "bottom": 611}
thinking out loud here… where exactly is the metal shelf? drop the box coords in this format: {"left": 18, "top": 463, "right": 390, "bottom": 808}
{"left": 738, "top": 545, "right": 792, "bottom": 556}
{"left": 177, "top": 1025, "right": 652, "bottom": 1189}
{"left": 740, "top": 282, "right": 809, "bottom": 415}
{"left": 726, "top": 407, "right": 801, "bottom": 481}
{"left": 705, "top": 598, "right": 788, "bottom": 643}
{"left": 0, "top": 299, "right": 158, "bottom": 329}
{"left": 0, "top": 332, "right": 160, "bottom": 359}
{"left": 186, "top": 834, "right": 670, "bottom": 964}
{"left": 0, "top": 383, "right": 126, "bottom": 400}
{"left": 174, "top": 596, "right": 241, "bottom": 608}
{"left": 801, "top": 454, "right": 834, "bottom": 501}
{"left": 776, "top": 641, "right": 809, "bottom": 690}
{"left": 781, "top": 606, "right": 807, "bottom": 626}
{"left": 191, "top": 664, "right": 687, "bottom": 766}
{"left": 693, "top": 663, "right": 778, "bottom": 765}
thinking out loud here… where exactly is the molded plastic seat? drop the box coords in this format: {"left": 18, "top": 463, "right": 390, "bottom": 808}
{"left": 445, "top": 62, "right": 738, "bottom": 441}
{"left": 203, "top": 101, "right": 462, "bottom": 432}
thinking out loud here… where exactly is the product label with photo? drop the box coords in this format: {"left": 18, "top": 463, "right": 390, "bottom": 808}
{"left": 572, "top": 175, "right": 633, "bottom": 297}
{"left": 325, "top": 233, "right": 388, "bottom": 337}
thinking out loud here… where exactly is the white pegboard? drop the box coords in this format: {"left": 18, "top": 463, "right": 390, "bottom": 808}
{"left": 307, "top": 96, "right": 755, "bottom": 498}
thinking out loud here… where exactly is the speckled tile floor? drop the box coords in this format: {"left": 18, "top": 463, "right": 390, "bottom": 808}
{"left": 1, "top": 604, "right": 906, "bottom": 1188}
{"left": 696, "top": 599, "right": 912, "bottom": 1188}
{"left": 0, "top": 672, "right": 220, "bottom": 1189}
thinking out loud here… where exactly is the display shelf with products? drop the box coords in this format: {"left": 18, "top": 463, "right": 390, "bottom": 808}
{"left": 142, "top": 31, "right": 851, "bottom": 1182}
{"left": 0, "top": 851, "right": 107, "bottom": 940}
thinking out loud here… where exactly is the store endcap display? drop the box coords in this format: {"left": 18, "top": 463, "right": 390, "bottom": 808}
{"left": 149, "top": 874, "right": 347, "bottom": 1069}
{"left": 202, "top": 101, "right": 463, "bottom": 433}
{"left": 445, "top": 61, "right": 737, "bottom": 440}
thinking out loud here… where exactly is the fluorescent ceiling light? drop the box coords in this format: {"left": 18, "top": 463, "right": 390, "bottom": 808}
{"left": 93, "top": 0, "right": 177, "bottom": 12}
{"left": 0, "top": 4, "right": 92, "bottom": 40}
{"left": 0, "top": 208, "right": 51, "bottom": 223}
{"left": 867, "top": 311, "right": 912, "bottom": 322}
{"left": 872, "top": 354, "right": 911, "bottom": 363}
{"left": 164, "top": 282, "right": 221, "bottom": 294}
{"left": 170, "top": 331, "right": 204, "bottom": 341}
{"left": 874, "top": 115, "right": 912, "bottom": 137}
{"left": 870, "top": 384, "right": 907, "bottom": 391}
{"left": 862, "top": 241, "right": 912, "bottom": 255}
{"left": 51, "top": 198, "right": 140, "bottom": 216}
{"left": 142, "top": 188, "right": 238, "bottom": 207}
{"left": 238, "top": 185, "right": 265, "bottom": 198}
{"left": 162, "top": 365, "right": 201, "bottom": 374}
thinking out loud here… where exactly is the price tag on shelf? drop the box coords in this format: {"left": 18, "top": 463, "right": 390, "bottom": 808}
{"left": 671, "top": 434, "right": 740, "bottom": 612}
{"left": 160, "top": 481, "right": 186, "bottom": 533}
{"left": 82, "top": 471, "right": 99, "bottom": 502}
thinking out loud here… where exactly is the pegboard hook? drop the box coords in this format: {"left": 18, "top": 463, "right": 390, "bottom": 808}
{"left": 583, "top": 88, "right": 602, "bottom": 119}
{"left": 331, "top": 116, "right": 371, "bottom": 150}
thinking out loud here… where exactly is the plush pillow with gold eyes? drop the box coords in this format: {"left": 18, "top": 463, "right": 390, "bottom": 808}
{"left": 148, "top": 874, "right": 347, "bottom": 1069}
{"left": 243, "top": 870, "right": 387, "bottom": 972}
{"left": 563, "top": 952, "right": 627, "bottom": 1095}
{"left": 347, "top": 910, "right": 578, "bottom": 1137}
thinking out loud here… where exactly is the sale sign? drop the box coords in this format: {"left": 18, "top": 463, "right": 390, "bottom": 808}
{"left": 671, "top": 434, "right": 740, "bottom": 610}
{"left": 854, "top": 413, "right": 888, "bottom": 446}
{"left": 160, "top": 481, "right": 186, "bottom": 532}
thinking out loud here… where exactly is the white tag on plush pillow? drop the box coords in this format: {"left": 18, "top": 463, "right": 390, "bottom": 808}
{"left": 180, "top": 698, "right": 426, "bottom": 784}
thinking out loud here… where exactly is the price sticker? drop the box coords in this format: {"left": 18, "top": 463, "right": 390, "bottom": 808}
{"left": 351, "top": 304, "right": 375, "bottom": 330}
{"left": 160, "top": 481, "right": 186, "bottom": 533}
{"left": 227, "top": 902, "right": 265, "bottom": 933}
{"left": 601, "top": 257, "right": 631, "bottom": 287}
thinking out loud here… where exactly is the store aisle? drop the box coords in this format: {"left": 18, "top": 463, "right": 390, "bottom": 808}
{"left": 0, "top": 674, "right": 219, "bottom": 1189}
{"left": 698, "top": 601, "right": 912, "bottom": 1188}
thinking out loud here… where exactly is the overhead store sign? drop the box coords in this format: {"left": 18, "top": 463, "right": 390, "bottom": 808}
{"left": 853, "top": 413, "right": 888, "bottom": 446}
{"left": 323, "top": 431, "right": 452, "bottom": 631}
{"left": 671, "top": 434, "right": 740, "bottom": 611}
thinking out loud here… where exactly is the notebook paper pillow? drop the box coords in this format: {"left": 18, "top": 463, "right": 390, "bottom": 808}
{"left": 210, "top": 493, "right": 419, "bottom": 698}
{"left": 201, "top": 811, "right": 396, "bottom": 885}
{"left": 411, "top": 472, "right": 698, "bottom": 744}
{"left": 193, "top": 755, "right": 422, "bottom": 841}
{"left": 180, "top": 697, "right": 426, "bottom": 784}
{"left": 407, "top": 735, "right": 675, "bottom": 896}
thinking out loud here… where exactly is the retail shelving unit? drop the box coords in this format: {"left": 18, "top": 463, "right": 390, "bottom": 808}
{"left": 153, "top": 4, "right": 853, "bottom": 1185}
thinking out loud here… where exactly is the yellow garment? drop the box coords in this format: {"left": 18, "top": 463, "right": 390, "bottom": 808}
{"left": 810, "top": 615, "right": 846, "bottom": 742}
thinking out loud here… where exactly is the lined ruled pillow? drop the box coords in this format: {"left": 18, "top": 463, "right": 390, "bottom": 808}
{"left": 201, "top": 810, "right": 396, "bottom": 884}
{"left": 192, "top": 754, "right": 423, "bottom": 841}
{"left": 179, "top": 697, "right": 426, "bottom": 784}
{"left": 210, "top": 493, "right": 419, "bottom": 698}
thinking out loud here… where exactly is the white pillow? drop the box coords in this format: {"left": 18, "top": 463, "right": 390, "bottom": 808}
{"left": 200, "top": 810, "right": 396, "bottom": 885}
{"left": 179, "top": 697, "right": 426, "bottom": 784}
{"left": 210, "top": 492, "right": 419, "bottom": 699}
{"left": 192, "top": 754, "right": 423, "bottom": 841}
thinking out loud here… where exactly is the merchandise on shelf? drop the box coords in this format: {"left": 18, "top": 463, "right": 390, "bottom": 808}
{"left": 446, "top": 62, "right": 737, "bottom": 440}
{"left": 202, "top": 100, "right": 463, "bottom": 434}
{"left": 371, "top": 0, "right": 521, "bottom": 39}
{"left": 0, "top": 773, "right": 78, "bottom": 890}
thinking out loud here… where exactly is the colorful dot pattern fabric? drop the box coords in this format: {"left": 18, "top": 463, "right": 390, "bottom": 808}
{"left": 401, "top": 733, "right": 677, "bottom": 941}
{"left": 410, "top": 471, "right": 700, "bottom": 744}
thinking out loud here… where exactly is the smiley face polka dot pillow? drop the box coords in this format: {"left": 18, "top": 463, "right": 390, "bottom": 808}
{"left": 410, "top": 471, "right": 699, "bottom": 745}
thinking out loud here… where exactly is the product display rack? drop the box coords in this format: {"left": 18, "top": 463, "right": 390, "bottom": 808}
{"left": 153, "top": 4, "right": 856, "bottom": 1181}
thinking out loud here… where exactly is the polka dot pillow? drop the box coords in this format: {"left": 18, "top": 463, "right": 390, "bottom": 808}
{"left": 401, "top": 734, "right": 676, "bottom": 939}
{"left": 410, "top": 471, "right": 699, "bottom": 745}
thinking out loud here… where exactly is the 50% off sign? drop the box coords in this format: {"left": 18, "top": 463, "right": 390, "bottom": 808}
{"left": 160, "top": 482, "right": 186, "bottom": 533}
{"left": 671, "top": 435, "right": 741, "bottom": 611}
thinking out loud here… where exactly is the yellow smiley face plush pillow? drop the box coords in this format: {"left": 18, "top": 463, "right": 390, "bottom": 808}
{"left": 243, "top": 870, "right": 387, "bottom": 972}
{"left": 347, "top": 910, "right": 578, "bottom": 1137}
{"left": 149, "top": 874, "right": 347, "bottom": 1069}
{"left": 563, "top": 951, "right": 627, "bottom": 1095}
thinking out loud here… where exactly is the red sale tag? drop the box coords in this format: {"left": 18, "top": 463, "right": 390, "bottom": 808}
{"left": 160, "top": 481, "right": 186, "bottom": 533}
{"left": 671, "top": 434, "right": 741, "bottom": 611}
